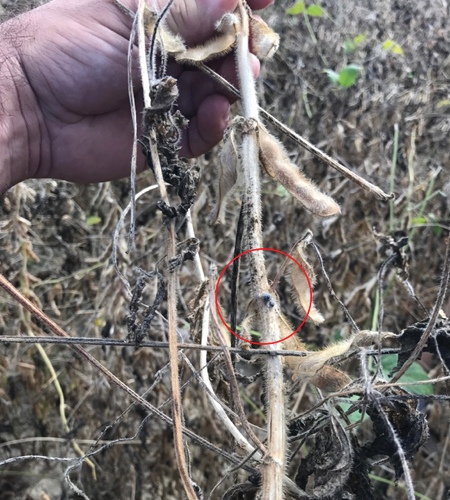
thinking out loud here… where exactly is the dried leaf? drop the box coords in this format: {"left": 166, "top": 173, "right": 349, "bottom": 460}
{"left": 290, "top": 235, "right": 324, "bottom": 324}
{"left": 363, "top": 388, "right": 428, "bottom": 480}
{"left": 295, "top": 416, "right": 353, "bottom": 497}
{"left": 175, "top": 12, "right": 239, "bottom": 64}
{"left": 258, "top": 125, "right": 340, "bottom": 217}
{"left": 250, "top": 15, "right": 279, "bottom": 59}
{"left": 210, "top": 127, "right": 239, "bottom": 224}
{"left": 214, "top": 301, "right": 232, "bottom": 347}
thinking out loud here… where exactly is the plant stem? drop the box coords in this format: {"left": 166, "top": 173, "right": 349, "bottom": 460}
{"left": 389, "top": 123, "right": 399, "bottom": 232}
{"left": 196, "top": 62, "right": 393, "bottom": 201}
{"left": 137, "top": 2, "right": 196, "bottom": 496}
{"left": 235, "top": 2, "right": 286, "bottom": 497}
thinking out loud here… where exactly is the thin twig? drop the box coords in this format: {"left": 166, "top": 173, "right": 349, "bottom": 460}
{"left": 0, "top": 273, "right": 257, "bottom": 474}
{"left": 230, "top": 203, "right": 245, "bottom": 354}
{"left": 0, "top": 335, "right": 403, "bottom": 357}
{"left": 126, "top": 9, "right": 139, "bottom": 250}
{"left": 309, "top": 239, "right": 360, "bottom": 332}
{"left": 113, "top": 184, "right": 159, "bottom": 294}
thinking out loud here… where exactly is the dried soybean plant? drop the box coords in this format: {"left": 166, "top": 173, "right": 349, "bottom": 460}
{"left": 116, "top": 1, "right": 443, "bottom": 499}
{"left": 1, "top": 0, "right": 447, "bottom": 499}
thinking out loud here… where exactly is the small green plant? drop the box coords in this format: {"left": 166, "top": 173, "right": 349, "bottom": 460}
{"left": 343, "top": 33, "right": 366, "bottom": 53}
{"left": 286, "top": 1, "right": 324, "bottom": 16}
{"left": 86, "top": 215, "right": 101, "bottom": 225}
{"left": 324, "top": 64, "right": 362, "bottom": 88}
{"left": 382, "top": 39, "right": 404, "bottom": 56}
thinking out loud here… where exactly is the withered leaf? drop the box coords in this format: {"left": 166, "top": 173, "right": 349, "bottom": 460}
{"left": 210, "top": 126, "right": 239, "bottom": 224}
{"left": 290, "top": 235, "right": 325, "bottom": 325}
{"left": 362, "top": 389, "right": 429, "bottom": 480}
{"left": 175, "top": 12, "right": 239, "bottom": 64}
{"left": 250, "top": 15, "right": 280, "bottom": 59}
{"left": 295, "top": 416, "right": 352, "bottom": 498}
{"left": 388, "top": 315, "right": 449, "bottom": 376}
{"left": 258, "top": 125, "right": 340, "bottom": 217}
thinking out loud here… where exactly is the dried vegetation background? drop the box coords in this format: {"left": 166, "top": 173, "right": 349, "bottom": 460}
{"left": 1, "top": 0, "right": 450, "bottom": 499}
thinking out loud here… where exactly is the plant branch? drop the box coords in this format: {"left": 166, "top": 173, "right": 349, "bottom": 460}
{"left": 196, "top": 62, "right": 393, "bottom": 201}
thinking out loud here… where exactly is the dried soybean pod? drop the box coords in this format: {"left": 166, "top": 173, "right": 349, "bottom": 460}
{"left": 292, "top": 339, "right": 353, "bottom": 382}
{"left": 279, "top": 312, "right": 307, "bottom": 372}
{"left": 290, "top": 236, "right": 325, "bottom": 325}
{"left": 258, "top": 125, "right": 340, "bottom": 217}
{"left": 250, "top": 15, "right": 280, "bottom": 59}
{"left": 175, "top": 12, "right": 239, "bottom": 64}
{"left": 310, "top": 365, "right": 352, "bottom": 392}
{"left": 210, "top": 127, "right": 239, "bottom": 224}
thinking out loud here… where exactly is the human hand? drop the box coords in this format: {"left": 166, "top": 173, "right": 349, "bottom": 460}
{"left": 1, "top": 0, "right": 273, "bottom": 188}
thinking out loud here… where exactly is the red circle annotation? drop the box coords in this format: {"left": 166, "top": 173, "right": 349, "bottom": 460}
{"left": 214, "top": 248, "right": 312, "bottom": 345}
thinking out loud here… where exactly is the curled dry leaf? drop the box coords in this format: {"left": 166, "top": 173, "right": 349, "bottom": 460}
{"left": 258, "top": 125, "right": 340, "bottom": 217}
{"left": 290, "top": 234, "right": 325, "bottom": 325}
{"left": 210, "top": 124, "right": 240, "bottom": 224}
{"left": 250, "top": 15, "right": 280, "bottom": 59}
{"left": 175, "top": 12, "right": 240, "bottom": 63}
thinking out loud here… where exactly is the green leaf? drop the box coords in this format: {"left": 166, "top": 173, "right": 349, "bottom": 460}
{"left": 324, "top": 69, "right": 340, "bottom": 85}
{"left": 429, "top": 213, "right": 443, "bottom": 236}
{"left": 339, "top": 395, "right": 369, "bottom": 424}
{"left": 410, "top": 217, "right": 427, "bottom": 225}
{"left": 382, "top": 39, "right": 404, "bottom": 56}
{"left": 381, "top": 354, "right": 433, "bottom": 395}
{"left": 437, "top": 99, "right": 450, "bottom": 108}
{"left": 343, "top": 40, "right": 357, "bottom": 53}
{"left": 338, "top": 65, "right": 362, "bottom": 87}
{"left": 306, "top": 4, "right": 323, "bottom": 16}
{"left": 286, "top": 1, "right": 305, "bottom": 14}
{"left": 277, "top": 185, "right": 289, "bottom": 198}
{"left": 86, "top": 216, "right": 102, "bottom": 226}
{"left": 343, "top": 34, "right": 365, "bottom": 53}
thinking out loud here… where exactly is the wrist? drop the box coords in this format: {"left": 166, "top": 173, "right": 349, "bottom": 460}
{"left": 0, "top": 22, "right": 48, "bottom": 195}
